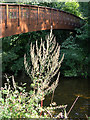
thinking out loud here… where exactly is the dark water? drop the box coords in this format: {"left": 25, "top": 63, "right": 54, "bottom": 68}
{"left": 44, "top": 78, "right": 90, "bottom": 119}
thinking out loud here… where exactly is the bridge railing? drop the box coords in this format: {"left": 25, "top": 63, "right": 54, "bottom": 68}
{"left": 0, "top": 3, "right": 83, "bottom": 38}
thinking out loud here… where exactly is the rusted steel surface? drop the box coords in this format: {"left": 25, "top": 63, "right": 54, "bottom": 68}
{"left": 0, "top": 3, "right": 83, "bottom": 38}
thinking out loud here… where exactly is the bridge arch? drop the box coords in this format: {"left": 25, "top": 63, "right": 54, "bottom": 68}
{"left": 0, "top": 3, "right": 84, "bottom": 38}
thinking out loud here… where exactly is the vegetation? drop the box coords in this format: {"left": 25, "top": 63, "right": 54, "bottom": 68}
{"left": 60, "top": 23, "right": 89, "bottom": 77}
{"left": 2, "top": 2, "right": 89, "bottom": 78}
{"left": 0, "top": 1, "right": 89, "bottom": 119}
{"left": 0, "top": 28, "right": 67, "bottom": 119}
{"left": 0, "top": 77, "right": 67, "bottom": 118}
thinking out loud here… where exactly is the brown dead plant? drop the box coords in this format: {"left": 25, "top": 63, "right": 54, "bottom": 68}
{"left": 24, "top": 26, "right": 66, "bottom": 118}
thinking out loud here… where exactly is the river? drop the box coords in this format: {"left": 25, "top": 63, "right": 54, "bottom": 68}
{"left": 44, "top": 77, "right": 89, "bottom": 119}
{"left": 13, "top": 76, "right": 90, "bottom": 119}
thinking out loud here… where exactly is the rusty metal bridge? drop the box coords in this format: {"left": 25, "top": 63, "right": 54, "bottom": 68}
{"left": 0, "top": 3, "right": 83, "bottom": 38}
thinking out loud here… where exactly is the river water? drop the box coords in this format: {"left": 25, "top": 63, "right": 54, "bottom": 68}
{"left": 44, "top": 77, "right": 89, "bottom": 119}
{"left": 16, "top": 76, "right": 89, "bottom": 119}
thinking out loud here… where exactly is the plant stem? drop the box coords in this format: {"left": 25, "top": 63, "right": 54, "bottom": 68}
{"left": 67, "top": 96, "right": 79, "bottom": 116}
{"left": 51, "top": 90, "right": 55, "bottom": 104}
{"left": 40, "top": 98, "right": 43, "bottom": 116}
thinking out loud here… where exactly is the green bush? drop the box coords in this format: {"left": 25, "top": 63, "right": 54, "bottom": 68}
{"left": 0, "top": 76, "right": 41, "bottom": 118}
{"left": 0, "top": 76, "right": 67, "bottom": 119}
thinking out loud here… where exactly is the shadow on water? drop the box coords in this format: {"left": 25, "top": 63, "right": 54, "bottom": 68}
{"left": 44, "top": 77, "right": 90, "bottom": 119}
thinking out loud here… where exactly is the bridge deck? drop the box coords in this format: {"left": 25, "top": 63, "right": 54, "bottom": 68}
{"left": 0, "top": 3, "right": 83, "bottom": 38}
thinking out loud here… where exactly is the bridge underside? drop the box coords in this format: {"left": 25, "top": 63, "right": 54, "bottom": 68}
{"left": 0, "top": 3, "right": 83, "bottom": 38}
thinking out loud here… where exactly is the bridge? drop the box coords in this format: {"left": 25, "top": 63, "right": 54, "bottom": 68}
{"left": 0, "top": 3, "right": 84, "bottom": 38}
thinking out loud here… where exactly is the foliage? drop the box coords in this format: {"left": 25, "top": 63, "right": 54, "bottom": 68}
{"left": 61, "top": 2, "right": 81, "bottom": 17}
{"left": 0, "top": 75, "right": 41, "bottom": 118}
{"left": 37, "top": 1, "right": 81, "bottom": 17}
{"left": 75, "top": 22, "right": 89, "bottom": 77}
{"left": 2, "top": 31, "right": 48, "bottom": 76}
{"left": 0, "top": 76, "right": 67, "bottom": 119}
{"left": 2, "top": 1, "right": 89, "bottom": 78}
{"left": 0, "top": 29, "right": 67, "bottom": 119}
{"left": 56, "top": 2, "right": 89, "bottom": 78}
{"left": 78, "top": 2, "right": 89, "bottom": 19}
{"left": 58, "top": 14, "right": 89, "bottom": 78}
{"left": 35, "top": 2, "right": 88, "bottom": 78}
{"left": 60, "top": 34, "right": 87, "bottom": 77}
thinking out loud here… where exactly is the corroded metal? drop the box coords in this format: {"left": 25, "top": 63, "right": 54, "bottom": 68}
{"left": 0, "top": 3, "right": 84, "bottom": 38}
